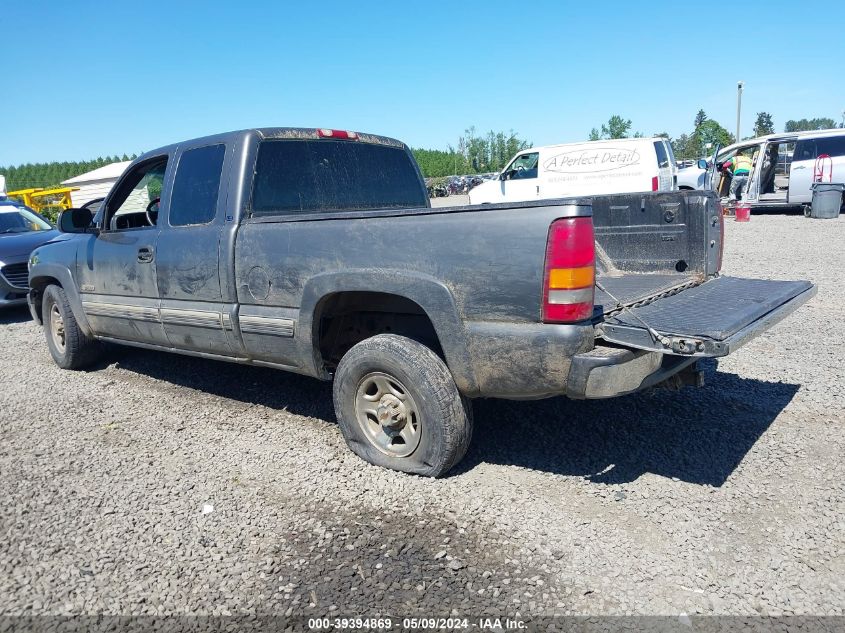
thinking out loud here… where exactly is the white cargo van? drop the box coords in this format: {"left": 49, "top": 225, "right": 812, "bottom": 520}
{"left": 468, "top": 137, "right": 677, "bottom": 204}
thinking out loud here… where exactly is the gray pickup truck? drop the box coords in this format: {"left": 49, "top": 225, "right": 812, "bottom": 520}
{"left": 27, "top": 127, "right": 815, "bottom": 476}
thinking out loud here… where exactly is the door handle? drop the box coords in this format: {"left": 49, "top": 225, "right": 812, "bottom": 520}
{"left": 137, "top": 247, "right": 154, "bottom": 263}
{"left": 792, "top": 165, "right": 806, "bottom": 170}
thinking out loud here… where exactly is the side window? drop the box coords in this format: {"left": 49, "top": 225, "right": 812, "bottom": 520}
{"left": 814, "top": 135, "right": 845, "bottom": 158}
{"left": 664, "top": 140, "right": 676, "bottom": 167}
{"left": 777, "top": 142, "right": 794, "bottom": 176}
{"left": 794, "top": 139, "right": 817, "bottom": 162}
{"left": 105, "top": 158, "right": 168, "bottom": 230}
{"left": 653, "top": 141, "right": 670, "bottom": 168}
{"left": 169, "top": 144, "right": 226, "bottom": 226}
{"left": 505, "top": 152, "right": 539, "bottom": 180}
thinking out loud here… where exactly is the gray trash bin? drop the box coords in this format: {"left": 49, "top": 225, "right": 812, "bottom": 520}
{"left": 809, "top": 182, "right": 845, "bottom": 219}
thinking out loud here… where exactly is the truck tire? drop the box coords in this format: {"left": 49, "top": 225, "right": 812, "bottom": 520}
{"left": 42, "top": 284, "right": 102, "bottom": 370}
{"left": 333, "top": 334, "right": 473, "bottom": 477}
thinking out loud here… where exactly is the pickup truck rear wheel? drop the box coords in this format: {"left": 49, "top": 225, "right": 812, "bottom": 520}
{"left": 42, "top": 284, "right": 102, "bottom": 370}
{"left": 333, "top": 334, "right": 473, "bottom": 477}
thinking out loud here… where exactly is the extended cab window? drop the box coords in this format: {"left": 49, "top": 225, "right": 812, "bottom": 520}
{"left": 105, "top": 158, "right": 168, "bottom": 230}
{"left": 169, "top": 144, "right": 226, "bottom": 226}
{"left": 504, "top": 152, "right": 539, "bottom": 180}
{"left": 251, "top": 140, "right": 427, "bottom": 215}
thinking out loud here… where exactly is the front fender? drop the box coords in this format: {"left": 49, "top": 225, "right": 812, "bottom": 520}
{"left": 297, "top": 269, "right": 480, "bottom": 396}
{"left": 29, "top": 262, "right": 93, "bottom": 337}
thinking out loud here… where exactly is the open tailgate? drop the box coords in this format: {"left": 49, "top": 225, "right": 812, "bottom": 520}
{"left": 597, "top": 276, "right": 816, "bottom": 357}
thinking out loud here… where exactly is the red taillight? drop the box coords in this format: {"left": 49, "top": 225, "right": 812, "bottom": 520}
{"left": 542, "top": 217, "right": 596, "bottom": 323}
{"left": 317, "top": 128, "right": 359, "bottom": 140}
{"left": 651, "top": 176, "right": 659, "bottom": 191}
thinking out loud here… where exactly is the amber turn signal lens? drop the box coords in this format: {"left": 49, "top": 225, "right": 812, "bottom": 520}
{"left": 548, "top": 266, "right": 594, "bottom": 289}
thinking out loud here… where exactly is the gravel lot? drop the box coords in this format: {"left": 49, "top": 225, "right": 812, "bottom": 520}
{"left": 1, "top": 213, "right": 843, "bottom": 620}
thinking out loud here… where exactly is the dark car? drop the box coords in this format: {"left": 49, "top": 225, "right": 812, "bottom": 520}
{"left": 0, "top": 199, "right": 60, "bottom": 307}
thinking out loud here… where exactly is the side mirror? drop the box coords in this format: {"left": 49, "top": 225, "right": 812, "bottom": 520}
{"left": 697, "top": 159, "right": 708, "bottom": 170}
{"left": 57, "top": 207, "right": 97, "bottom": 234}
{"left": 500, "top": 171, "right": 511, "bottom": 181}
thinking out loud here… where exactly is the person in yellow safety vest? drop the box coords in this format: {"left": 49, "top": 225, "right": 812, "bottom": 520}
{"left": 722, "top": 153, "right": 754, "bottom": 201}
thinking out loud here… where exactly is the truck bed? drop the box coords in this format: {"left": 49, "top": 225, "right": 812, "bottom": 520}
{"left": 595, "top": 272, "right": 698, "bottom": 312}
{"left": 589, "top": 190, "right": 719, "bottom": 311}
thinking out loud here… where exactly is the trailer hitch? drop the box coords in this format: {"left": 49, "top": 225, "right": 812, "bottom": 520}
{"left": 668, "top": 337, "right": 706, "bottom": 355}
{"left": 659, "top": 360, "right": 706, "bottom": 390}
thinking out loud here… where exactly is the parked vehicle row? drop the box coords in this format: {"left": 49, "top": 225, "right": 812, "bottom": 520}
{"left": 425, "top": 174, "right": 491, "bottom": 198}
{"left": 25, "top": 127, "right": 815, "bottom": 477}
{"left": 0, "top": 198, "right": 60, "bottom": 307}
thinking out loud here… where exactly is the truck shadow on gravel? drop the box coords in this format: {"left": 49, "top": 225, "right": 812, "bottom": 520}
{"left": 0, "top": 306, "right": 32, "bottom": 325}
{"left": 112, "top": 350, "right": 798, "bottom": 487}
{"left": 462, "top": 361, "right": 800, "bottom": 486}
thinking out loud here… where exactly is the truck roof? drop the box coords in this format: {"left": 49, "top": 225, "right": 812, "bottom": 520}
{"left": 135, "top": 127, "right": 408, "bottom": 163}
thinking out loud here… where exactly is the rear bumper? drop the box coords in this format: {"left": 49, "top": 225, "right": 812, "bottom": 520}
{"left": 462, "top": 320, "right": 701, "bottom": 400}
{"left": 565, "top": 345, "right": 699, "bottom": 399}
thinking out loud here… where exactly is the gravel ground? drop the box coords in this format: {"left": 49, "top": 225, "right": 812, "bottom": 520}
{"left": 0, "top": 213, "right": 843, "bottom": 621}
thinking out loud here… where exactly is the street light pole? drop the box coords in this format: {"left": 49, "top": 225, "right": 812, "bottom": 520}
{"left": 736, "top": 81, "right": 744, "bottom": 140}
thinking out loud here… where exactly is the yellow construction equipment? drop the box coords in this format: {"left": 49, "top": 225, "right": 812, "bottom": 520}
{"left": 7, "top": 187, "right": 79, "bottom": 214}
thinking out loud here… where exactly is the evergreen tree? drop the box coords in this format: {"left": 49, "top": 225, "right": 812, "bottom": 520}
{"left": 0, "top": 154, "right": 138, "bottom": 191}
{"left": 753, "top": 112, "right": 775, "bottom": 137}
{"left": 784, "top": 117, "right": 837, "bottom": 132}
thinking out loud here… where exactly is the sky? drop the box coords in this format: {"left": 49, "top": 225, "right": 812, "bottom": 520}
{"left": 2, "top": 0, "right": 844, "bottom": 166}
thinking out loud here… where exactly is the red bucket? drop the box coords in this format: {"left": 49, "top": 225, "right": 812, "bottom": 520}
{"left": 735, "top": 205, "right": 751, "bottom": 222}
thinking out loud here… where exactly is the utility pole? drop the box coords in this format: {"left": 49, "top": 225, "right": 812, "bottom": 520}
{"left": 736, "top": 81, "right": 744, "bottom": 140}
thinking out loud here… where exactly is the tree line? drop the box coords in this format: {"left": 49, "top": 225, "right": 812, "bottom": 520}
{"left": 412, "top": 127, "right": 531, "bottom": 178}
{"left": 4, "top": 112, "right": 843, "bottom": 188}
{"left": 589, "top": 110, "right": 845, "bottom": 160}
{"left": 0, "top": 155, "right": 137, "bottom": 192}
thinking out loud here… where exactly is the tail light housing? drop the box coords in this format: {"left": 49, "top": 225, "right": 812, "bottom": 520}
{"left": 651, "top": 176, "right": 659, "bottom": 191}
{"left": 542, "top": 217, "right": 595, "bottom": 323}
